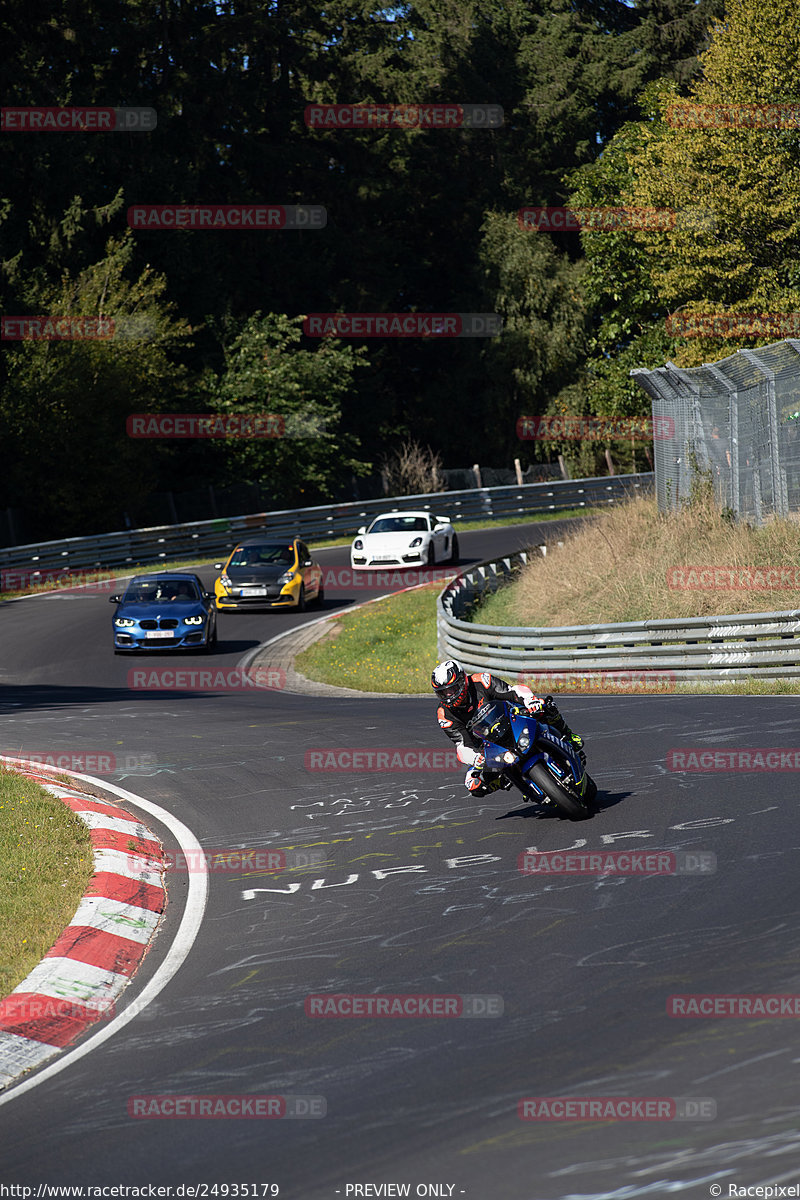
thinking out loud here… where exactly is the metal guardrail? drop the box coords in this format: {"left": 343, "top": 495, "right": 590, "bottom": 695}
{"left": 0, "top": 473, "right": 652, "bottom": 575}
{"left": 437, "top": 551, "right": 800, "bottom": 681}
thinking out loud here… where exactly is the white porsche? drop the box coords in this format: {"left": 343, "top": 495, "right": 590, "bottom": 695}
{"left": 350, "top": 511, "right": 459, "bottom": 569}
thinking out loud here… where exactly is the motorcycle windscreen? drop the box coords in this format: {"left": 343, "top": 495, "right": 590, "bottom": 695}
{"left": 467, "top": 701, "right": 510, "bottom": 743}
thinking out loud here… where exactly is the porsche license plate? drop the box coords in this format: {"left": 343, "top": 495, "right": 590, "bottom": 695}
{"left": 145, "top": 630, "right": 174, "bottom": 639}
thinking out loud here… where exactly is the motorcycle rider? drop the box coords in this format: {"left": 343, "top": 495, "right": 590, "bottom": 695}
{"left": 431, "top": 659, "right": 585, "bottom": 797}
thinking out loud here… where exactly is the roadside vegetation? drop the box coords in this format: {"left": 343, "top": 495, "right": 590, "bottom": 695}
{"left": 297, "top": 477, "right": 800, "bottom": 697}
{"left": 295, "top": 584, "right": 439, "bottom": 694}
{"left": 475, "top": 492, "right": 800, "bottom": 628}
{"left": 0, "top": 766, "right": 93, "bottom": 996}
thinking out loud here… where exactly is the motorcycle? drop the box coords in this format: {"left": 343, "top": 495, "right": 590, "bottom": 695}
{"left": 466, "top": 699, "right": 597, "bottom": 820}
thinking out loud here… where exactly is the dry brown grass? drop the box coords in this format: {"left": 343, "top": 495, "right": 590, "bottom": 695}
{"left": 478, "top": 492, "right": 800, "bottom": 628}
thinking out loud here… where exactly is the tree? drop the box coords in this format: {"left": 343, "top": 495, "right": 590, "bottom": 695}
{"left": 0, "top": 232, "right": 192, "bottom": 536}
{"left": 477, "top": 210, "right": 588, "bottom": 464}
{"left": 599, "top": 0, "right": 800, "bottom": 367}
{"left": 209, "top": 313, "right": 370, "bottom": 504}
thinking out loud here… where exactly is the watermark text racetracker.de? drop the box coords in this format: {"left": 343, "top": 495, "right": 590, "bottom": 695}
{"left": 127, "top": 205, "right": 326, "bottom": 230}
{"left": 515, "top": 670, "right": 678, "bottom": 693}
{"left": 304, "top": 748, "right": 459, "bottom": 772}
{"left": 305, "top": 993, "right": 503, "bottom": 1017}
{"left": 126, "top": 414, "right": 285, "bottom": 439}
{"left": 518, "top": 1096, "right": 716, "bottom": 1121}
{"left": 666, "top": 311, "right": 800, "bottom": 339}
{"left": 146, "top": 847, "right": 328, "bottom": 873}
{"left": 668, "top": 994, "right": 800, "bottom": 1018}
{"left": 516, "top": 414, "right": 674, "bottom": 442}
{"left": 304, "top": 102, "right": 503, "bottom": 129}
{"left": 303, "top": 313, "right": 502, "bottom": 338}
{"left": 12, "top": 752, "right": 157, "bottom": 776}
{"left": 1, "top": 569, "right": 118, "bottom": 595}
{"left": 667, "top": 748, "right": 800, "bottom": 771}
{"left": 322, "top": 567, "right": 456, "bottom": 592}
{"left": 518, "top": 849, "right": 716, "bottom": 876}
{"left": 127, "top": 668, "right": 285, "bottom": 692}
{"left": 667, "top": 565, "right": 800, "bottom": 590}
{"left": 666, "top": 101, "right": 800, "bottom": 129}
{"left": 2, "top": 316, "right": 157, "bottom": 341}
{"left": 128, "top": 1094, "right": 325, "bottom": 1119}
{"left": 518, "top": 206, "right": 715, "bottom": 233}
{"left": 1, "top": 106, "right": 156, "bottom": 131}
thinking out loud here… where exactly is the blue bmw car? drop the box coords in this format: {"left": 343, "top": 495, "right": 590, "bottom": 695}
{"left": 110, "top": 573, "right": 218, "bottom": 654}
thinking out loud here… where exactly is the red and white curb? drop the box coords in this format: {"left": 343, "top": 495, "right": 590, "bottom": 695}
{"left": 0, "top": 759, "right": 167, "bottom": 1090}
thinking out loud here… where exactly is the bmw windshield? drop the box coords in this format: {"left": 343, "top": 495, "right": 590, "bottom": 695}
{"left": 122, "top": 579, "right": 201, "bottom": 604}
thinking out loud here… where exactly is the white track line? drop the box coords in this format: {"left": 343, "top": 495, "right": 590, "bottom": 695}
{"left": 0, "top": 769, "right": 208, "bottom": 1106}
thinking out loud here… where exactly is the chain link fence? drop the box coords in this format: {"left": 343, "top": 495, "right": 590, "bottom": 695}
{"left": 632, "top": 338, "right": 800, "bottom": 523}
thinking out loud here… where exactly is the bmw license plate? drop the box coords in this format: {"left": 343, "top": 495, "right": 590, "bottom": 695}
{"left": 145, "top": 630, "right": 174, "bottom": 639}
{"left": 240, "top": 587, "right": 268, "bottom": 597}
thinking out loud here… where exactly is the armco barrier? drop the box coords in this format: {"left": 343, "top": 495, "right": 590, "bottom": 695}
{"left": 0, "top": 474, "right": 652, "bottom": 575}
{"left": 437, "top": 552, "right": 800, "bottom": 681}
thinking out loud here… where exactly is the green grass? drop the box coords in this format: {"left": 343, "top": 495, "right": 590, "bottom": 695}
{"left": 295, "top": 584, "right": 439, "bottom": 693}
{"left": 294, "top": 569, "right": 800, "bottom": 698}
{"left": 672, "top": 679, "right": 800, "bottom": 695}
{"left": 0, "top": 766, "right": 94, "bottom": 996}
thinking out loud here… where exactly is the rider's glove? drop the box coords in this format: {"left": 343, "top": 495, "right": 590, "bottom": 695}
{"left": 472, "top": 753, "right": 485, "bottom": 772}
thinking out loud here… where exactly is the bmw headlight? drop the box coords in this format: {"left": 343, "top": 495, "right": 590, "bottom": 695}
{"left": 184, "top": 615, "right": 204, "bottom": 625}
{"left": 503, "top": 750, "right": 517, "bottom": 765}
{"left": 517, "top": 730, "right": 531, "bottom": 751}
{"left": 409, "top": 537, "right": 423, "bottom": 547}
{"left": 115, "top": 617, "right": 136, "bottom": 628}
{"left": 278, "top": 570, "right": 295, "bottom": 585}
{"left": 353, "top": 539, "right": 363, "bottom": 550}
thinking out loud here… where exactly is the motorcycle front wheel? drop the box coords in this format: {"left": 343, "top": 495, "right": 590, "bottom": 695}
{"left": 526, "top": 760, "right": 595, "bottom": 821}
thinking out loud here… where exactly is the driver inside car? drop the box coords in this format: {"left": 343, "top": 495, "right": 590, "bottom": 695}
{"left": 431, "top": 659, "right": 585, "bottom": 797}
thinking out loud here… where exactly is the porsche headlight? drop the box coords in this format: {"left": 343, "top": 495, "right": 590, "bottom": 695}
{"left": 184, "top": 615, "right": 204, "bottom": 625}
{"left": 278, "top": 570, "right": 295, "bottom": 585}
{"left": 353, "top": 539, "right": 364, "bottom": 550}
{"left": 115, "top": 617, "right": 136, "bottom": 628}
{"left": 409, "top": 537, "right": 423, "bottom": 547}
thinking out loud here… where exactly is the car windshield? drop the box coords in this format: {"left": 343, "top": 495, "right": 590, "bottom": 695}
{"left": 368, "top": 516, "right": 429, "bottom": 534}
{"left": 467, "top": 702, "right": 511, "bottom": 746}
{"left": 228, "top": 545, "right": 294, "bottom": 567}
{"left": 124, "top": 579, "right": 200, "bottom": 603}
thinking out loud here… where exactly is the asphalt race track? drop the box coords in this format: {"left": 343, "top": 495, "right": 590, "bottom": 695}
{"left": 2, "top": 518, "right": 800, "bottom": 1198}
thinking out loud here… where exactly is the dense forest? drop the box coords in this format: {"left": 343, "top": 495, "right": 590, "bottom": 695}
{"left": 3, "top": 0, "right": 798, "bottom": 541}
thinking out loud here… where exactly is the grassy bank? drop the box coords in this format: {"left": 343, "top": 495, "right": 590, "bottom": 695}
{"left": 295, "top": 584, "right": 439, "bottom": 693}
{"left": 476, "top": 494, "right": 800, "bottom": 628}
{"left": 293, "top": 577, "right": 800, "bottom": 695}
{"left": 0, "top": 766, "right": 94, "bottom": 996}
